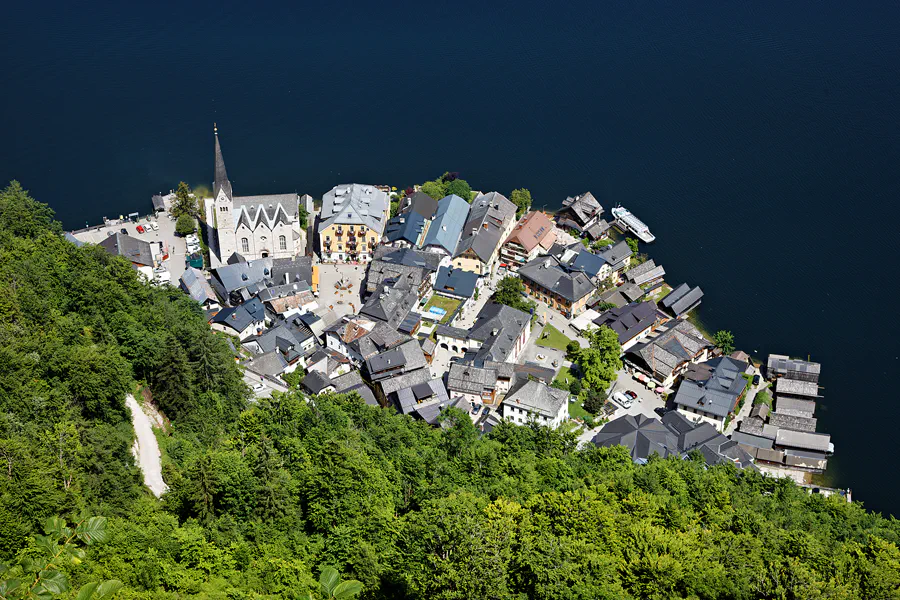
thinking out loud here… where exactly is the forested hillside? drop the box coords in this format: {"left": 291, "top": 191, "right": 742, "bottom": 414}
{"left": 2, "top": 181, "right": 900, "bottom": 599}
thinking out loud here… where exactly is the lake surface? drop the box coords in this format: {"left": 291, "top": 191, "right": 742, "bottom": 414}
{"left": 2, "top": 1, "right": 899, "bottom": 513}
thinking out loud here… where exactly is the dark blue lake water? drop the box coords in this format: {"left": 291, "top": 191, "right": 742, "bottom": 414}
{"left": 2, "top": 0, "right": 899, "bottom": 513}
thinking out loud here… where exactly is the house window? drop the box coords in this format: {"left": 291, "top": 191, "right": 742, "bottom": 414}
{"left": 219, "top": 206, "right": 228, "bottom": 212}
{"left": 279, "top": 235, "right": 286, "bottom": 250}
{"left": 241, "top": 238, "right": 249, "bottom": 253}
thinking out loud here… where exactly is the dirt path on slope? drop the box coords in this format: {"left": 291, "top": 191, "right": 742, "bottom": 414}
{"left": 126, "top": 394, "right": 168, "bottom": 497}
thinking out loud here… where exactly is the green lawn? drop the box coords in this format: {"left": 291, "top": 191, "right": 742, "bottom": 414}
{"left": 422, "top": 295, "right": 461, "bottom": 324}
{"left": 536, "top": 324, "right": 572, "bottom": 351}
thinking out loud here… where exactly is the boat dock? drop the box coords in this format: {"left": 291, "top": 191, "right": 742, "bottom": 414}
{"left": 612, "top": 205, "right": 655, "bottom": 243}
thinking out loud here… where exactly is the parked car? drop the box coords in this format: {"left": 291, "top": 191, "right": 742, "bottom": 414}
{"left": 624, "top": 390, "right": 638, "bottom": 400}
{"left": 119, "top": 228, "right": 128, "bottom": 234}
{"left": 252, "top": 383, "right": 266, "bottom": 392}
{"left": 654, "top": 406, "right": 669, "bottom": 417}
{"left": 481, "top": 406, "right": 490, "bottom": 415}
{"left": 106, "top": 230, "right": 115, "bottom": 237}
{"left": 136, "top": 225, "right": 145, "bottom": 234}
{"left": 752, "top": 374, "right": 760, "bottom": 386}
{"left": 612, "top": 392, "right": 633, "bottom": 409}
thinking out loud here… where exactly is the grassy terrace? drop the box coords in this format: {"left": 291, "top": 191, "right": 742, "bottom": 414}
{"left": 536, "top": 324, "right": 571, "bottom": 350}
{"left": 552, "top": 366, "right": 593, "bottom": 421}
{"left": 422, "top": 294, "right": 461, "bottom": 324}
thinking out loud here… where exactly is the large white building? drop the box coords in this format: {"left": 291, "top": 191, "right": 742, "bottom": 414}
{"left": 211, "top": 127, "right": 302, "bottom": 262}
{"left": 501, "top": 380, "right": 570, "bottom": 428}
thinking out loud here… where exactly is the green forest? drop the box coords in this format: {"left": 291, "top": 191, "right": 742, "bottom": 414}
{"left": 1, "top": 180, "right": 900, "bottom": 599}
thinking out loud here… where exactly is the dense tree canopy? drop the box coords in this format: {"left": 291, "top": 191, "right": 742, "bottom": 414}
{"left": 715, "top": 330, "right": 736, "bottom": 355}
{"left": 491, "top": 276, "right": 535, "bottom": 313}
{"left": 509, "top": 188, "right": 532, "bottom": 218}
{"left": 2, "top": 182, "right": 900, "bottom": 599}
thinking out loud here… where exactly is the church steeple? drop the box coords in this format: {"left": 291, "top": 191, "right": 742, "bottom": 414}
{"left": 213, "top": 123, "right": 233, "bottom": 200}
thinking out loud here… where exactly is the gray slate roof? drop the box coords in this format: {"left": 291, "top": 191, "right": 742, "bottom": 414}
{"left": 210, "top": 297, "right": 265, "bottom": 333}
{"left": 385, "top": 212, "right": 426, "bottom": 246}
{"left": 673, "top": 356, "right": 749, "bottom": 418}
{"left": 447, "top": 362, "right": 500, "bottom": 395}
{"left": 767, "top": 354, "right": 821, "bottom": 382}
{"left": 593, "top": 301, "right": 658, "bottom": 345}
{"left": 366, "top": 339, "right": 428, "bottom": 379}
{"left": 320, "top": 184, "right": 389, "bottom": 234}
{"left": 597, "top": 282, "right": 644, "bottom": 308}
{"left": 244, "top": 351, "right": 289, "bottom": 377}
{"left": 422, "top": 194, "right": 470, "bottom": 254}
{"left": 468, "top": 303, "right": 531, "bottom": 365}
{"left": 769, "top": 412, "right": 818, "bottom": 433}
{"left": 775, "top": 397, "right": 816, "bottom": 418}
{"left": 400, "top": 191, "right": 439, "bottom": 220}
{"left": 775, "top": 378, "right": 820, "bottom": 398}
{"left": 501, "top": 380, "right": 568, "bottom": 419}
{"left": 519, "top": 255, "right": 596, "bottom": 303}
{"left": 181, "top": 267, "right": 218, "bottom": 304}
{"left": 99, "top": 233, "right": 154, "bottom": 267}
{"left": 775, "top": 429, "right": 831, "bottom": 453}
{"left": 596, "top": 240, "right": 633, "bottom": 272}
{"left": 394, "top": 378, "right": 449, "bottom": 414}
{"left": 433, "top": 267, "right": 479, "bottom": 299}
{"left": 454, "top": 192, "right": 517, "bottom": 263}
{"left": 359, "top": 278, "right": 419, "bottom": 329}
{"left": 373, "top": 245, "right": 443, "bottom": 271}
{"left": 212, "top": 258, "right": 274, "bottom": 294}
{"left": 559, "top": 191, "right": 603, "bottom": 226}
{"left": 377, "top": 367, "right": 433, "bottom": 396}
{"left": 592, "top": 414, "right": 678, "bottom": 461}
{"left": 628, "top": 320, "right": 711, "bottom": 381}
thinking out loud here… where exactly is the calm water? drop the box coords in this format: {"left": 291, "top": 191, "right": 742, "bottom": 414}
{"left": 3, "top": 1, "right": 899, "bottom": 513}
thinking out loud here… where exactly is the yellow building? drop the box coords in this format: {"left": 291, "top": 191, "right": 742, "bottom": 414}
{"left": 318, "top": 184, "right": 390, "bottom": 262}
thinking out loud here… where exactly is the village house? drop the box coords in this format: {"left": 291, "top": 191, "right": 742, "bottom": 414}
{"left": 435, "top": 302, "right": 531, "bottom": 365}
{"left": 625, "top": 319, "right": 712, "bottom": 388}
{"left": 209, "top": 297, "right": 266, "bottom": 340}
{"left": 556, "top": 191, "right": 604, "bottom": 237}
{"left": 366, "top": 340, "right": 431, "bottom": 404}
{"left": 671, "top": 356, "right": 750, "bottom": 431}
{"left": 593, "top": 411, "right": 755, "bottom": 468}
{"left": 447, "top": 361, "right": 516, "bottom": 405}
{"left": 595, "top": 281, "right": 645, "bottom": 309}
{"left": 421, "top": 194, "right": 469, "bottom": 257}
{"left": 384, "top": 210, "right": 428, "bottom": 248}
{"left": 301, "top": 370, "right": 378, "bottom": 406}
{"left": 432, "top": 266, "right": 480, "bottom": 317}
{"left": 209, "top": 129, "right": 302, "bottom": 263}
{"left": 400, "top": 190, "right": 439, "bottom": 219}
{"left": 99, "top": 233, "right": 159, "bottom": 279}
{"left": 318, "top": 183, "right": 390, "bottom": 262}
{"left": 500, "top": 380, "right": 569, "bottom": 428}
{"left": 518, "top": 254, "right": 596, "bottom": 318}
{"left": 452, "top": 192, "right": 518, "bottom": 276}
{"left": 366, "top": 246, "right": 442, "bottom": 299}
{"left": 180, "top": 267, "right": 220, "bottom": 310}
{"left": 392, "top": 378, "right": 454, "bottom": 422}
{"left": 592, "top": 301, "right": 661, "bottom": 351}
{"left": 324, "top": 317, "right": 410, "bottom": 366}
{"left": 499, "top": 210, "right": 557, "bottom": 271}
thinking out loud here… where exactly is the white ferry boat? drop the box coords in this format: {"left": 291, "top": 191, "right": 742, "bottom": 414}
{"left": 611, "top": 205, "right": 655, "bottom": 243}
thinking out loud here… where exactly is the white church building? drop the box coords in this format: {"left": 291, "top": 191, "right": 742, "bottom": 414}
{"left": 209, "top": 127, "right": 302, "bottom": 263}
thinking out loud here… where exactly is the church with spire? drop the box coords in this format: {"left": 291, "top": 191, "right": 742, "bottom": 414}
{"left": 210, "top": 126, "right": 302, "bottom": 264}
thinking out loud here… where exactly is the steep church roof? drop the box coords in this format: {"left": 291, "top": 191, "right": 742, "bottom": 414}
{"left": 213, "top": 125, "right": 232, "bottom": 200}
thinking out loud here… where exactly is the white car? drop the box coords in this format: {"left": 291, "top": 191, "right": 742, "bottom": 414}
{"left": 252, "top": 383, "right": 266, "bottom": 392}
{"left": 612, "top": 392, "right": 633, "bottom": 409}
